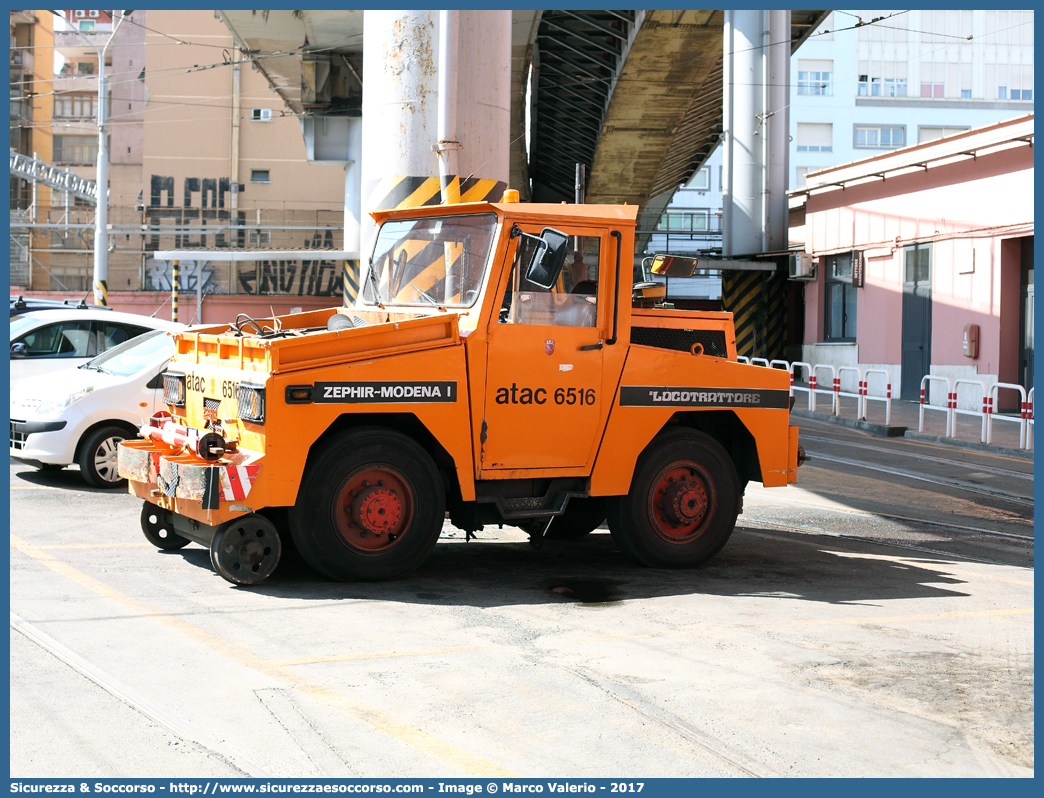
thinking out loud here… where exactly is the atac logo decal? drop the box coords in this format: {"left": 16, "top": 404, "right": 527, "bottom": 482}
{"left": 545, "top": 339, "right": 555, "bottom": 355}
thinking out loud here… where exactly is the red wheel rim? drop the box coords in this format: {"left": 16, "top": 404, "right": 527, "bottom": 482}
{"left": 647, "top": 460, "right": 715, "bottom": 543}
{"left": 335, "top": 467, "right": 413, "bottom": 552}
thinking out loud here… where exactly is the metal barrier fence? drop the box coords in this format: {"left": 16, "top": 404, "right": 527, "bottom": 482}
{"left": 737, "top": 356, "right": 1029, "bottom": 450}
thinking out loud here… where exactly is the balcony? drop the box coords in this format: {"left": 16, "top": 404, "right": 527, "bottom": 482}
{"left": 10, "top": 99, "right": 33, "bottom": 123}
{"left": 10, "top": 49, "right": 34, "bottom": 72}
{"left": 9, "top": 10, "right": 37, "bottom": 25}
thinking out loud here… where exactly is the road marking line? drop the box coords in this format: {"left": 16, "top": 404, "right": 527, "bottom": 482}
{"left": 272, "top": 646, "right": 489, "bottom": 666}
{"left": 35, "top": 542, "right": 154, "bottom": 550}
{"left": 9, "top": 534, "right": 517, "bottom": 777}
{"left": 10, "top": 611, "right": 268, "bottom": 777}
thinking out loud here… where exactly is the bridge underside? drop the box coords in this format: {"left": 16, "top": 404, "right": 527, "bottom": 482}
{"left": 526, "top": 9, "right": 829, "bottom": 243}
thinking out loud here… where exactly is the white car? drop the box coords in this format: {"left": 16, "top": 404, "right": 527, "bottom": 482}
{"left": 10, "top": 308, "right": 177, "bottom": 385}
{"left": 10, "top": 326, "right": 185, "bottom": 488}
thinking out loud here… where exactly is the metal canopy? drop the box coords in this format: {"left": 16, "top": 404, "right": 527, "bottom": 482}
{"left": 151, "top": 250, "right": 359, "bottom": 261}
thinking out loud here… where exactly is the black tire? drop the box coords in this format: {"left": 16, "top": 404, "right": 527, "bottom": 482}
{"left": 77, "top": 425, "right": 129, "bottom": 489}
{"left": 140, "top": 502, "right": 190, "bottom": 550}
{"left": 544, "top": 497, "right": 606, "bottom": 540}
{"left": 210, "top": 514, "right": 282, "bottom": 586}
{"left": 607, "top": 428, "right": 740, "bottom": 568}
{"left": 288, "top": 428, "right": 445, "bottom": 581}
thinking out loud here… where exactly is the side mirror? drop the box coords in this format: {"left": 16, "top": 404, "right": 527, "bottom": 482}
{"left": 649, "top": 254, "right": 699, "bottom": 278}
{"left": 516, "top": 226, "right": 570, "bottom": 289}
{"left": 10, "top": 342, "right": 27, "bottom": 359}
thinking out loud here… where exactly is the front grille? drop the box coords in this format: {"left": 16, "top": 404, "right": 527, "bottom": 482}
{"left": 630, "top": 327, "right": 728, "bottom": 358}
{"left": 11, "top": 420, "right": 27, "bottom": 450}
{"left": 202, "top": 397, "right": 221, "bottom": 429}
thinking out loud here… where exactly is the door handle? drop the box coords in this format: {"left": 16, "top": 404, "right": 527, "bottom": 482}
{"left": 579, "top": 342, "right": 603, "bottom": 351}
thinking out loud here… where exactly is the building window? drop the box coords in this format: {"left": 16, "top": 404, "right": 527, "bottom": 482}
{"left": 854, "top": 126, "right": 905, "bottom": 149}
{"left": 857, "top": 76, "right": 907, "bottom": 97}
{"left": 250, "top": 169, "right": 271, "bottom": 183}
{"left": 659, "top": 210, "right": 711, "bottom": 232}
{"left": 251, "top": 108, "right": 272, "bottom": 122}
{"left": 920, "top": 83, "right": 945, "bottom": 98}
{"left": 54, "top": 94, "right": 98, "bottom": 118}
{"left": 76, "top": 61, "right": 95, "bottom": 75}
{"left": 795, "top": 122, "right": 832, "bottom": 153}
{"left": 1011, "top": 88, "right": 1033, "bottom": 100}
{"left": 798, "top": 60, "right": 833, "bottom": 96}
{"left": 795, "top": 167, "right": 808, "bottom": 187}
{"left": 53, "top": 135, "right": 98, "bottom": 164}
{"left": 918, "top": 126, "right": 969, "bottom": 144}
{"left": 824, "top": 253, "right": 857, "bottom": 341}
{"left": 690, "top": 167, "right": 710, "bottom": 191}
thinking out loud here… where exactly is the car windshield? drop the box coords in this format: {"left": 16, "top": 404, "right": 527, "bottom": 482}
{"left": 361, "top": 213, "right": 498, "bottom": 308}
{"left": 81, "top": 328, "right": 174, "bottom": 377}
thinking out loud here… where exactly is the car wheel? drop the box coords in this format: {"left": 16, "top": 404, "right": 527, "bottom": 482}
{"left": 288, "top": 428, "right": 445, "bottom": 581}
{"left": 607, "top": 428, "right": 740, "bottom": 568}
{"left": 78, "top": 425, "right": 129, "bottom": 489}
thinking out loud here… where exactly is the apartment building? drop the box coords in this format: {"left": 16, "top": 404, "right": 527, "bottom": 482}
{"left": 791, "top": 9, "right": 1034, "bottom": 188}
{"left": 15, "top": 9, "right": 347, "bottom": 317}
{"left": 10, "top": 9, "right": 54, "bottom": 288}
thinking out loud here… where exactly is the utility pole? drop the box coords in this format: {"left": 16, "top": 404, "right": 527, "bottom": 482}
{"left": 82, "top": 10, "right": 130, "bottom": 306}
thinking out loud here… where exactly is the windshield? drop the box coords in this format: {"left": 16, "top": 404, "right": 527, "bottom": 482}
{"left": 362, "top": 213, "right": 498, "bottom": 308}
{"left": 82, "top": 328, "right": 174, "bottom": 377}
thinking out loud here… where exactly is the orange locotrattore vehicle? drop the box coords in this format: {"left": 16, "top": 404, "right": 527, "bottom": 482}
{"left": 119, "top": 193, "right": 804, "bottom": 585}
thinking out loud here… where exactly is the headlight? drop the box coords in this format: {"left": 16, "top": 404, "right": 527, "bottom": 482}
{"left": 236, "top": 382, "right": 265, "bottom": 423}
{"left": 163, "top": 371, "right": 186, "bottom": 407}
{"left": 36, "top": 387, "right": 94, "bottom": 417}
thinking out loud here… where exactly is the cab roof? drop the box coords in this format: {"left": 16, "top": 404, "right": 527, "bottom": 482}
{"left": 370, "top": 201, "right": 639, "bottom": 227}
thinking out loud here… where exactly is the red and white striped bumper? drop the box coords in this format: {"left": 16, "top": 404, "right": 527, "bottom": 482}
{"left": 117, "top": 418, "right": 261, "bottom": 509}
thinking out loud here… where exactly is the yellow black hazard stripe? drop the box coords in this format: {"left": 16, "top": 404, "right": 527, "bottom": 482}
{"left": 366, "top": 175, "right": 507, "bottom": 213}
{"left": 721, "top": 267, "right": 787, "bottom": 361}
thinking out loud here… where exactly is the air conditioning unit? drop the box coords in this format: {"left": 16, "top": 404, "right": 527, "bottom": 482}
{"left": 88, "top": 10, "right": 99, "bottom": 17}
{"left": 74, "top": 10, "right": 86, "bottom": 17}
{"left": 788, "top": 252, "right": 815, "bottom": 280}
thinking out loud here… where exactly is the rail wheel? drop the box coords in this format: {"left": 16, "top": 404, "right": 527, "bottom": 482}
{"left": 210, "top": 513, "right": 282, "bottom": 586}
{"left": 545, "top": 497, "right": 607, "bottom": 540}
{"left": 288, "top": 428, "right": 445, "bottom": 581}
{"left": 140, "top": 502, "right": 190, "bottom": 550}
{"left": 607, "top": 428, "right": 740, "bottom": 568}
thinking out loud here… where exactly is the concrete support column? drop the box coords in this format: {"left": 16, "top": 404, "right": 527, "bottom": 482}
{"left": 360, "top": 10, "right": 511, "bottom": 251}
{"left": 722, "top": 9, "right": 790, "bottom": 257}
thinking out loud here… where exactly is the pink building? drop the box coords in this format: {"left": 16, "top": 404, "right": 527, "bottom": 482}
{"left": 790, "top": 114, "right": 1034, "bottom": 409}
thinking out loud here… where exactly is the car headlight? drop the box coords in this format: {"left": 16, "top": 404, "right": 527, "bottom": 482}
{"left": 35, "top": 386, "right": 94, "bottom": 417}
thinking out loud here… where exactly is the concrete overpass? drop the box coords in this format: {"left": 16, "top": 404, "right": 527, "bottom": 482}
{"left": 215, "top": 9, "right": 828, "bottom": 225}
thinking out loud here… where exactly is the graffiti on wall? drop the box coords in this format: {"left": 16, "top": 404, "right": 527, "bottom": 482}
{"left": 145, "top": 175, "right": 342, "bottom": 297}
{"left": 144, "top": 257, "right": 222, "bottom": 294}
{"left": 146, "top": 174, "right": 247, "bottom": 250}
{"left": 236, "top": 230, "right": 343, "bottom": 297}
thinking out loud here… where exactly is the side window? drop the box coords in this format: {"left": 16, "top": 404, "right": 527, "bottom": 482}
{"left": 15, "top": 321, "right": 93, "bottom": 358}
{"left": 501, "top": 234, "right": 600, "bottom": 327}
{"left": 97, "top": 322, "right": 146, "bottom": 352}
